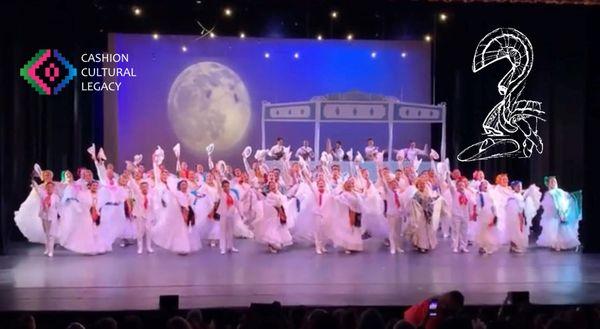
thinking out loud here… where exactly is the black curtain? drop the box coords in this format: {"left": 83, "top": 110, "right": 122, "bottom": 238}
{"left": 434, "top": 4, "right": 599, "bottom": 251}
{"left": 0, "top": 1, "right": 105, "bottom": 254}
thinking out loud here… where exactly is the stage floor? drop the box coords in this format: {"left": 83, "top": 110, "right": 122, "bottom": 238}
{"left": 1, "top": 239, "right": 599, "bottom": 311}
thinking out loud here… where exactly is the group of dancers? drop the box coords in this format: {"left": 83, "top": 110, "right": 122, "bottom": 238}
{"left": 13, "top": 139, "right": 582, "bottom": 257}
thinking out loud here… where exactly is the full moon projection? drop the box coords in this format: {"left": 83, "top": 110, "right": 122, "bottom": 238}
{"left": 167, "top": 62, "right": 251, "bottom": 155}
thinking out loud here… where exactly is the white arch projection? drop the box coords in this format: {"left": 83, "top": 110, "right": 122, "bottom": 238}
{"left": 261, "top": 91, "right": 447, "bottom": 167}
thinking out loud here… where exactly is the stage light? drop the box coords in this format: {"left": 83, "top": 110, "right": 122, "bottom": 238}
{"left": 331, "top": 11, "right": 338, "bottom": 19}
{"left": 132, "top": 6, "right": 142, "bottom": 16}
{"left": 424, "top": 34, "right": 432, "bottom": 42}
{"left": 240, "top": 32, "right": 246, "bottom": 39}
{"left": 224, "top": 7, "right": 232, "bottom": 17}
{"left": 152, "top": 33, "right": 159, "bottom": 40}
{"left": 371, "top": 51, "right": 377, "bottom": 58}
{"left": 209, "top": 32, "right": 216, "bottom": 38}
{"left": 401, "top": 52, "right": 407, "bottom": 58}
{"left": 264, "top": 52, "right": 270, "bottom": 59}
{"left": 346, "top": 33, "right": 353, "bottom": 41}
{"left": 181, "top": 45, "right": 188, "bottom": 52}
{"left": 293, "top": 52, "right": 300, "bottom": 59}
{"left": 439, "top": 13, "right": 448, "bottom": 22}
{"left": 317, "top": 34, "right": 323, "bottom": 41}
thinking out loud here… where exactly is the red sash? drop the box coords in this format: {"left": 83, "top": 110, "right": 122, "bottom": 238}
{"left": 124, "top": 199, "right": 133, "bottom": 219}
{"left": 43, "top": 194, "right": 52, "bottom": 210}
{"left": 226, "top": 192, "right": 234, "bottom": 208}
{"left": 90, "top": 206, "right": 100, "bottom": 225}
{"left": 459, "top": 192, "right": 468, "bottom": 205}
{"left": 276, "top": 206, "right": 287, "bottom": 225}
{"left": 470, "top": 205, "right": 477, "bottom": 221}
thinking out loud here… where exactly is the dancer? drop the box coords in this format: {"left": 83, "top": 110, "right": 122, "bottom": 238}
{"left": 397, "top": 141, "right": 428, "bottom": 162}
{"left": 536, "top": 176, "right": 581, "bottom": 251}
{"left": 130, "top": 180, "right": 155, "bottom": 254}
{"left": 32, "top": 180, "right": 60, "bottom": 257}
{"left": 295, "top": 170, "right": 333, "bottom": 254}
{"left": 254, "top": 180, "right": 294, "bottom": 253}
{"left": 331, "top": 177, "right": 364, "bottom": 253}
{"left": 469, "top": 170, "right": 486, "bottom": 191}
{"left": 408, "top": 178, "right": 438, "bottom": 253}
{"left": 331, "top": 140, "right": 345, "bottom": 161}
{"left": 505, "top": 181, "right": 529, "bottom": 253}
{"left": 446, "top": 175, "right": 475, "bottom": 253}
{"left": 295, "top": 140, "right": 314, "bottom": 161}
{"left": 490, "top": 173, "right": 512, "bottom": 244}
{"left": 150, "top": 149, "right": 194, "bottom": 255}
{"left": 195, "top": 172, "right": 221, "bottom": 247}
{"left": 119, "top": 174, "right": 138, "bottom": 247}
{"left": 96, "top": 175, "right": 128, "bottom": 251}
{"left": 60, "top": 180, "right": 108, "bottom": 255}
{"left": 268, "top": 137, "right": 285, "bottom": 160}
{"left": 359, "top": 167, "right": 388, "bottom": 244}
{"left": 379, "top": 169, "right": 405, "bottom": 254}
{"left": 14, "top": 167, "right": 55, "bottom": 244}
{"left": 364, "top": 138, "right": 379, "bottom": 161}
{"left": 216, "top": 179, "right": 243, "bottom": 254}
{"left": 474, "top": 180, "right": 499, "bottom": 255}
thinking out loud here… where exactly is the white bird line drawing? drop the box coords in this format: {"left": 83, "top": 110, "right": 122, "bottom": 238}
{"left": 457, "top": 27, "right": 545, "bottom": 162}
{"left": 194, "top": 20, "right": 216, "bottom": 40}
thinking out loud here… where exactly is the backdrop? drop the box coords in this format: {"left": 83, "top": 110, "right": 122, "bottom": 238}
{"left": 106, "top": 35, "right": 431, "bottom": 168}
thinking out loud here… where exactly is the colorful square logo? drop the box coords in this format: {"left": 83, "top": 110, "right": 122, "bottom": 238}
{"left": 20, "top": 49, "right": 77, "bottom": 95}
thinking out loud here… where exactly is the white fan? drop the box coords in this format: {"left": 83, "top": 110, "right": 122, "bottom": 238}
{"left": 173, "top": 143, "right": 181, "bottom": 158}
{"left": 320, "top": 151, "right": 330, "bottom": 164}
{"left": 206, "top": 143, "right": 215, "bottom": 155}
{"left": 242, "top": 146, "right": 253, "bottom": 159}
{"left": 216, "top": 160, "right": 227, "bottom": 174}
{"left": 33, "top": 163, "right": 43, "bottom": 178}
{"left": 154, "top": 146, "right": 165, "bottom": 165}
{"left": 283, "top": 146, "right": 292, "bottom": 161}
{"left": 396, "top": 149, "right": 406, "bottom": 161}
{"left": 354, "top": 151, "right": 364, "bottom": 164}
{"left": 254, "top": 149, "right": 267, "bottom": 161}
{"left": 86, "top": 143, "right": 96, "bottom": 158}
{"left": 346, "top": 148, "right": 353, "bottom": 162}
{"left": 97, "top": 147, "right": 107, "bottom": 161}
{"left": 133, "top": 154, "right": 143, "bottom": 166}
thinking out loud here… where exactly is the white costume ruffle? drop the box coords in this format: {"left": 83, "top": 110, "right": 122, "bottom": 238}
{"left": 13, "top": 188, "right": 46, "bottom": 244}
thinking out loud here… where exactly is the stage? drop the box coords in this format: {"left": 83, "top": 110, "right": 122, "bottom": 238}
{"left": 1, "top": 239, "right": 599, "bottom": 311}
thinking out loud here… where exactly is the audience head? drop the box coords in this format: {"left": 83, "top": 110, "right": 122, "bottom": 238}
{"left": 305, "top": 309, "right": 337, "bottom": 329}
{"left": 186, "top": 309, "right": 205, "bottom": 329}
{"left": 439, "top": 290, "right": 465, "bottom": 316}
{"left": 121, "top": 315, "right": 143, "bottom": 329}
{"left": 357, "top": 308, "right": 385, "bottom": 329}
{"left": 13, "top": 314, "right": 35, "bottom": 329}
{"left": 166, "top": 316, "right": 192, "bottom": 329}
{"left": 66, "top": 323, "right": 86, "bottom": 329}
{"left": 92, "top": 317, "right": 118, "bottom": 329}
{"left": 333, "top": 308, "right": 357, "bottom": 329}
